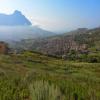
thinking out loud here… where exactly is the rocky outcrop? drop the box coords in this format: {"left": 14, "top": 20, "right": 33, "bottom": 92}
{"left": 36, "top": 36, "right": 87, "bottom": 56}
{"left": 0, "top": 42, "right": 8, "bottom": 54}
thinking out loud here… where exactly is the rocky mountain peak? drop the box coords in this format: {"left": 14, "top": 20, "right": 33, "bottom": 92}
{"left": 0, "top": 10, "right": 32, "bottom": 26}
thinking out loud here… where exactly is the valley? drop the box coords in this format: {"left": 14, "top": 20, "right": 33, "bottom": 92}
{"left": 0, "top": 3, "right": 100, "bottom": 99}
{"left": 9, "top": 27, "right": 100, "bottom": 63}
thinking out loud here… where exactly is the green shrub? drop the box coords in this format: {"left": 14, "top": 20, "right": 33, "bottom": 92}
{"left": 87, "top": 53, "right": 100, "bottom": 63}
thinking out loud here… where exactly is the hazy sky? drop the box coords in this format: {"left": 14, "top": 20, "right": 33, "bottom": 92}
{"left": 0, "top": 0, "right": 100, "bottom": 32}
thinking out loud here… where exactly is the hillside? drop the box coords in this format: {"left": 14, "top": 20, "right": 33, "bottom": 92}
{"left": 10, "top": 27, "right": 100, "bottom": 61}
{"left": 74, "top": 27, "right": 100, "bottom": 47}
{"left": 0, "top": 52, "right": 100, "bottom": 100}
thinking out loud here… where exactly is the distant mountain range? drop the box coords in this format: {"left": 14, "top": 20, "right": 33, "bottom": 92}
{"left": 0, "top": 10, "right": 55, "bottom": 41}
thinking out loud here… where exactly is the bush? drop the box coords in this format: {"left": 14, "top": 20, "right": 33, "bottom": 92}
{"left": 87, "top": 53, "right": 100, "bottom": 63}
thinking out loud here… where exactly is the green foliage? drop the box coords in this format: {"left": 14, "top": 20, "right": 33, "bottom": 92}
{"left": 0, "top": 76, "right": 29, "bottom": 100}
{"left": 67, "top": 50, "right": 78, "bottom": 60}
{"left": 87, "top": 53, "right": 100, "bottom": 63}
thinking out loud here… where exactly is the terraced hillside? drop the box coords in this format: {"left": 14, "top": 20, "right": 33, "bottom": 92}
{"left": 0, "top": 52, "right": 100, "bottom": 100}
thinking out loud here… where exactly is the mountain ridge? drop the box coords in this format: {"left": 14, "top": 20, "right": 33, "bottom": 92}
{"left": 0, "top": 10, "right": 32, "bottom": 26}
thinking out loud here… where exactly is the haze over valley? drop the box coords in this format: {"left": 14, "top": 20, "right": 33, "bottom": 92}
{"left": 0, "top": 10, "right": 55, "bottom": 41}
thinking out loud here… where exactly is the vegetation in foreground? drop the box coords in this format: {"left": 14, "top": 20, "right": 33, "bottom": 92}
{"left": 0, "top": 52, "right": 100, "bottom": 100}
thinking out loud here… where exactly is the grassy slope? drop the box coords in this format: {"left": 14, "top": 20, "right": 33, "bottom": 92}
{"left": 0, "top": 52, "right": 100, "bottom": 100}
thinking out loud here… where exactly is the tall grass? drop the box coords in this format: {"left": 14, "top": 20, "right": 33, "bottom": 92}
{"left": 0, "top": 53, "right": 100, "bottom": 100}
{"left": 29, "top": 80, "right": 62, "bottom": 100}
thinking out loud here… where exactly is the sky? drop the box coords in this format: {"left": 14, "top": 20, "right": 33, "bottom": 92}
{"left": 0, "top": 0, "right": 100, "bottom": 32}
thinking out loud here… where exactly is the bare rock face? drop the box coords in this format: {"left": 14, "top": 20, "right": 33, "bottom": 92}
{"left": 0, "top": 10, "right": 32, "bottom": 26}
